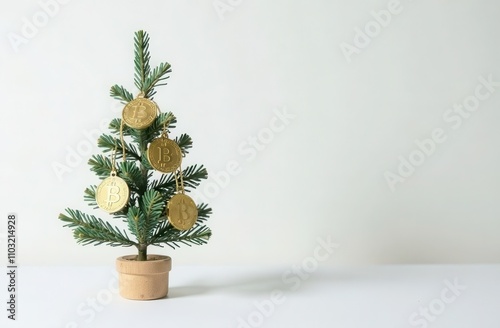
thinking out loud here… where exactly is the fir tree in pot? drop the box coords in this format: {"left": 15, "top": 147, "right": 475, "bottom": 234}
{"left": 59, "top": 30, "right": 212, "bottom": 300}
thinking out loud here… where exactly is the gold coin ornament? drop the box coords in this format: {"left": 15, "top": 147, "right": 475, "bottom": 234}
{"left": 147, "top": 127, "right": 182, "bottom": 173}
{"left": 122, "top": 96, "right": 157, "bottom": 129}
{"left": 168, "top": 194, "right": 198, "bottom": 231}
{"left": 96, "top": 172, "right": 130, "bottom": 213}
{"left": 167, "top": 167, "right": 198, "bottom": 230}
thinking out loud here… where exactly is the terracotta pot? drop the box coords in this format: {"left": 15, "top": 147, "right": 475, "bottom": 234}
{"left": 116, "top": 254, "right": 172, "bottom": 300}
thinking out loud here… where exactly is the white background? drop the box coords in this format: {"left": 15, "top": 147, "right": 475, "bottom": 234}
{"left": 1, "top": 0, "right": 500, "bottom": 267}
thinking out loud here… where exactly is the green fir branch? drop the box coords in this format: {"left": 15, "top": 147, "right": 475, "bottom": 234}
{"left": 140, "top": 154, "right": 154, "bottom": 171}
{"left": 109, "top": 118, "right": 132, "bottom": 137}
{"left": 143, "top": 62, "right": 172, "bottom": 98}
{"left": 174, "top": 133, "right": 193, "bottom": 156}
{"left": 139, "top": 189, "right": 165, "bottom": 242}
{"left": 84, "top": 185, "right": 98, "bottom": 208}
{"left": 88, "top": 154, "right": 114, "bottom": 179}
{"left": 149, "top": 164, "right": 208, "bottom": 192}
{"left": 141, "top": 112, "right": 176, "bottom": 144}
{"left": 182, "top": 164, "right": 208, "bottom": 189}
{"left": 134, "top": 30, "right": 151, "bottom": 91}
{"left": 148, "top": 173, "right": 173, "bottom": 191}
{"left": 119, "top": 161, "right": 144, "bottom": 193}
{"left": 126, "top": 206, "right": 141, "bottom": 241}
{"left": 110, "top": 85, "right": 134, "bottom": 103}
{"left": 128, "top": 30, "right": 172, "bottom": 99}
{"left": 98, "top": 134, "right": 141, "bottom": 161}
{"left": 140, "top": 189, "right": 164, "bottom": 222}
{"left": 149, "top": 218, "right": 172, "bottom": 242}
{"left": 59, "top": 209, "right": 135, "bottom": 247}
{"left": 126, "top": 205, "right": 148, "bottom": 244}
{"left": 195, "top": 203, "right": 212, "bottom": 224}
{"left": 150, "top": 225, "right": 212, "bottom": 249}
{"left": 147, "top": 174, "right": 176, "bottom": 204}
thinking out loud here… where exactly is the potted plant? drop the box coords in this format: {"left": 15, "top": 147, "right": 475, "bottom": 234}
{"left": 58, "top": 30, "right": 212, "bottom": 300}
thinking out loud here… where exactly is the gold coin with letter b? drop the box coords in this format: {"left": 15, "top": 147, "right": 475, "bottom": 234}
{"left": 168, "top": 194, "right": 198, "bottom": 230}
{"left": 122, "top": 98, "right": 157, "bottom": 129}
{"left": 96, "top": 176, "right": 130, "bottom": 213}
{"left": 147, "top": 137, "right": 182, "bottom": 173}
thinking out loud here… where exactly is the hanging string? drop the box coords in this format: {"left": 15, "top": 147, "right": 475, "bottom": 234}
{"left": 174, "top": 166, "right": 185, "bottom": 195}
{"left": 178, "top": 167, "right": 185, "bottom": 194}
{"left": 162, "top": 117, "right": 168, "bottom": 138}
{"left": 110, "top": 145, "right": 118, "bottom": 176}
{"left": 120, "top": 119, "right": 126, "bottom": 161}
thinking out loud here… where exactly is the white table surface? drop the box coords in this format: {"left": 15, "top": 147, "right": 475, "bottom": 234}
{"left": 1, "top": 264, "right": 499, "bottom": 328}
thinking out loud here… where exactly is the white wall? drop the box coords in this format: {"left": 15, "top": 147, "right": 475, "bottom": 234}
{"left": 1, "top": 0, "right": 500, "bottom": 266}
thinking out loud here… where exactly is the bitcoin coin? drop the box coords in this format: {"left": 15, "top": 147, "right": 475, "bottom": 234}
{"left": 147, "top": 137, "right": 182, "bottom": 173}
{"left": 167, "top": 194, "right": 198, "bottom": 230}
{"left": 122, "top": 98, "right": 157, "bottom": 129}
{"left": 96, "top": 176, "right": 130, "bottom": 213}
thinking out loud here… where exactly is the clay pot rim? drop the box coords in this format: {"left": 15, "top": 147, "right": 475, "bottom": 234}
{"left": 117, "top": 254, "right": 171, "bottom": 262}
{"left": 116, "top": 254, "right": 172, "bottom": 275}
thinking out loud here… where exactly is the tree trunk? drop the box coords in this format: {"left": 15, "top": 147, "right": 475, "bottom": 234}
{"left": 137, "top": 244, "right": 148, "bottom": 261}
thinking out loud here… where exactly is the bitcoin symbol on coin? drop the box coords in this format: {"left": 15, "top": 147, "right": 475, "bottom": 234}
{"left": 158, "top": 146, "right": 171, "bottom": 163}
{"left": 122, "top": 98, "right": 157, "bottom": 129}
{"left": 176, "top": 198, "right": 196, "bottom": 224}
{"left": 147, "top": 137, "right": 181, "bottom": 173}
{"left": 130, "top": 103, "right": 147, "bottom": 122}
{"left": 96, "top": 176, "right": 130, "bottom": 213}
{"left": 168, "top": 194, "right": 197, "bottom": 230}
{"left": 106, "top": 184, "right": 121, "bottom": 207}
{"left": 178, "top": 200, "right": 188, "bottom": 222}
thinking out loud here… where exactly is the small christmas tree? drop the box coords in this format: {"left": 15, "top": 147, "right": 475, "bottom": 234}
{"left": 59, "top": 30, "right": 212, "bottom": 262}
